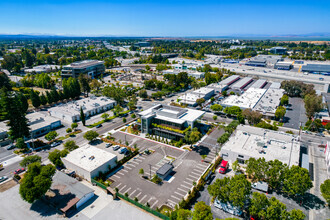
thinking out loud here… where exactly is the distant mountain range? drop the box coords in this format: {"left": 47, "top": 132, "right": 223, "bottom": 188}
{"left": 0, "top": 33, "right": 329, "bottom": 40}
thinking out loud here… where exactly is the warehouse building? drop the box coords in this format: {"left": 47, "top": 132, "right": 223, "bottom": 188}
{"left": 61, "top": 60, "right": 105, "bottom": 78}
{"left": 221, "top": 88, "right": 267, "bottom": 109}
{"left": 220, "top": 125, "right": 300, "bottom": 166}
{"left": 250, "top": 79, "right": 267, "bottom": 89}
{"left": 245, "top": 60, "right": 267, "bottom": 67}
{"left": 301, "top": 64, "right": 330, "bottom": 75}
{"left": 219, "top": 75, "right": 240, "bottom": 86}
{"left": 207, "top": 83, "right": 228, "bottom": 93}
{"left": 274, "top": 61, "right": 293, "bottom": 70}
{"left": 179, "top": 87, "right": 214, "bottom": 106}
{"left": 253, "top": 88, "right": 285, "bottom": 118}
{"left": 46, "top": 171, "right": 94, "bottom": 216}
{"left": 231, "top": 77, "right": 253, "bottom": 90}
{"left": 62, "top": 145, "right": 117, "bottom": 182}
{"left": 49, "top": 96, "right": 116, "bottom": 123}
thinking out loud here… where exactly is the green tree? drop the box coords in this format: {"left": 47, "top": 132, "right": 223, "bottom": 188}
{"left": 112, "top": 104, "right": 123, "bottom": 116}
{"left": 45, "top": 131, "right": 58, "bottom": 142}
{"left": 18, "top": 92, "right": 28, "bottom": 112}
{"left": 320, "top": 179, "right": 330, "bottom": 205}
{"left": 15, "top": 137, "right": 27, "bottom": 150}
{"left": 184, "top": 128, "right": 202, "bottom": 146}
{"left": 287, "top": 209, "right": 306, "bottom": 220}
{"left": 139, "top": 89, "right": 148, "bottom": 99}
{"left": 280, "top": 94, "right": 289, "bottom": 106}
{"left": 266, "top": 197, "right": 288, "bottom": 220}
{"left": 192, "top": 201, "right": 213, "bottom": 220}
{"left": 80, "top": 106, "right": 86, "bottom": 126}
{"left": 242, "top": 109, "right": 262, "bottom": 125}
{"left": 71, "top": 122, "right": 78, "bottom": 130}
{"left": 210, "top": 104, "right": 223, "bottom": 112}
{"left": 20, "top": 155, "right": 42, "bottom": 167}
{"left": 139, "top": 168, "right": 144, "bottom": 175}
{"left": 123, "top": 117, "right": 127, "bottom": 123}
{"left": 196, "top": 98, "right": 205, "bottom": 107}
{"left": 66, "top": 128, "right": 72, "bottom": 133}
{"left": 217, "top": 132, "right": 230, "bottom": 145}
{"left": 19, "top": 163, "right": 56, "bottom": 203}
{"left": 48, "top": 149, "right": 68, "bottom": 167}
{"left": 224, "top": 106, "right": 242, "bottom": 116}
{"left": 213, "top": 115, "right": 217, "bottom": 120}
{"left": 304, "top": 94, "right": 323, "bottom": 119}
{"left": 249, "top": 192, "right": 270, "bottom": 219}
{"left": 275, "top": 106, "right": 286, "bottom": 121}
{"left": 83, "top": 130, "right": 99, "bottom": 142}
{"left": 282, "top": 165, "right": 313, "bottom": 197}
{"left": 266, "top": 159, "right": 288, "bottom": 190}
{"left": 0, "top": 71, "right": 12, "bottom": 90}
{"left": 325, "top": 123, "right": 330, "bottom": 132}
{"left": 101, "top": 113, "right": 109, "bottom": 121}
{"left": 63, "top": 140, "right": 79, "bottom": 151}
{"left": 39, "top": 94, "right": 47, "bottom": 106}
{"left": 78, "top": 74, "right": 91, "bottom": 97}
{"left": 232, "top": 160, "right": 240, "bottom": 172}
{"left": 176, "top": 209, "right": 191, "bottom": 220}
{"left": 30, "top": 90, "right": 41, "bottom": 108}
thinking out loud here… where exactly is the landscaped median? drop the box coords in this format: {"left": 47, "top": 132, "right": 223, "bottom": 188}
{"left": 87, "top": 110, "right": 131, "bottom": 128}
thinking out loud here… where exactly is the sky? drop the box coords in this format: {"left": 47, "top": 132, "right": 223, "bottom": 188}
{"left": 0, "top": 0, "right": 329, "bottom": 37}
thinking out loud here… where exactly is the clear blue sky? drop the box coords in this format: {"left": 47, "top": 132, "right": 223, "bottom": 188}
{"left": 0, "top": 0, "right": 329, "bottom": 37}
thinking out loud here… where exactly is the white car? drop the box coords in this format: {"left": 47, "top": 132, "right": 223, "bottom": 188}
{"left": 113, "top": 145, "right": 120, "bottom": 151}
{"left": 0, "top": 176, "right": 8, "bottom": 183}
{"left": 119, "top": 147, "right": 128, "bottom": 154}
{"left": 50, "top": 141, "right": 61, "bottom": 147}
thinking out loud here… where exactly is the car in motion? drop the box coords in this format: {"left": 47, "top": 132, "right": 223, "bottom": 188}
{"left": 14, "top": 168, "right": 25, "bottom": 175}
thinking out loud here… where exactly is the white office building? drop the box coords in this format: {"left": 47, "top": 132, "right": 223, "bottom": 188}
{"left": 179, "top": 87, "right": 215, "bottom": 106}
{"left": 49, "top": 96, "right": 116, "bottom": 123}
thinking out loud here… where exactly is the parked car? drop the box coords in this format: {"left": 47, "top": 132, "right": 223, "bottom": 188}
{"left": 252, "top": 181, "right": 269, "bottom": 193}
{"left": 106, "top": 143, "right": 112, "bottom": 148}
{"left": 316, "top": 133, "right": 325, "bottom": 137}
{"left": 0, "top": 163, "right": 3, "bottom": 171}
{"left": 219, "top": 160, "right": 229, "bottom": 174}
{"left": 50, "top": 141, "right": 61, "bottom": 148}
{"left": 6, "top": 144, "right": 15, "bottom": 150}
{"left": 0, "top": 176, "right": 8, "bottom": 183}
{"left": 14, "top": 168, "right": 25, "bottom": 175}
{"left": 113, "top": 145, "right": 120, "bottom": 151}
{"left": 95, "top": 124, "right": 102, "bottom": 128}
{"left": 119, "top": 147, "right": 128, "bottom": 154}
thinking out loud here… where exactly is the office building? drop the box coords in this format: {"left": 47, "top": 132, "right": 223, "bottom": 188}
{"left": 220, "top": 125, "right": 300, "bottom": 166}
{"left": 62, "top": 145, "right": 117, "bottom": 182}
{"left": 61, "top": 60, "right": 105, "bottom": 78}
{"left": 24, "top": 65, "right": 60, "bottom": 74}
{"left": 178, "top": 87, "right": 215, "bottom": 106}
{"left": 274, "top": 62, "right": 293, "bottom": 70}
{"left": 138, "top": 104, "right": 204, "bottom": 140}
{"left": 49, "top": 96, "right": 116, "bottom": 123}
{"left": 270, "top": 47, "right": 287, "bottom": 55}
{"left": 245, "top": 60, "right": 267, "bottom": 67}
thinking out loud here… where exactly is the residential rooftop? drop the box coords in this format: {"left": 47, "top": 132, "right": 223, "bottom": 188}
{"left": 63, "top": 145, "right": 117, "bottom": 172}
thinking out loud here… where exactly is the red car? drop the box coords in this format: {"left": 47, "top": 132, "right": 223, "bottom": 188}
{"left": 14, "top": 168, "right": 25, "bottom": 175}
{"left": 219, "top": 160, "right": 228, "bottom": 174}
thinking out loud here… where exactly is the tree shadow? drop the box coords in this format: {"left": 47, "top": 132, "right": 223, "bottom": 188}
{"left": 30, "top": 199, "right": 58, "bottom": 217}
{"left": 277, "top": 191, "right": 326, "bottom": 210}
{"left": 192, "top": 145, "right": 211, "bottom": 156}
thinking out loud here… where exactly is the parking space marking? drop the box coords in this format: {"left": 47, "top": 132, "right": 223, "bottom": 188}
{"left": 118, "top": 172, "right": 125, "bottom": 176}
{"left": 180, "top": 184, "right": 191, "bottom": 189}
{"left": 134, "top": 159, "right": 143, "bottom": 162}
{"left": 122, "top": 169, "right": 129, "bottom": 173}
{"left": 177, "top": 188, "right": 187, "bottom": 193}
{"left": 174, "top": 191, "right": 185, "bottom": 197}
{"left": 140, "top": 195, "right": 147, "bottom": 203}
{"left": 194, "top": 166, "right": 205, "bottom": 172}
{"left": 151, "top": 200, "right": 159, "bottom": 209}
{"left": 113, "top": 175, "right": 121, "bottom": 178}
{"left": 115, "top": 182, "right": 122, "bottom": 188}
{"left": 125, "top": 166, "right": 132, "bottom": 170}
{"left": 147, "top": 197, "right": 153, "bottom": 204}
{"left": 136, "top": 192, "right": 142, "bottom": 198}
{"left": 130, "top": 161, "right": 140, "bottom": 165}
{"left": 186, "top": 177, "right": 195, "bottom": 182}
{"left": 168, "top": 199, "right": 178, "bottom": 205}
{"left": 124, "top": 187, "right": 131, "bottom": 194}
{"left": 130, "top": 189, "right": 137, "bottom": 197}
{"left": 120, "top": 185, "right": 127, "bottom": 192}
{"left": 191, "top": 171, "right": 201, "bottom": 176}
{"left": 183, "top": 181, "right": 193, "bottom": 185}
{"left": 189, "top": 174, "right": 199, "bottom": 179}
{"left": 126, "top": 163, "right": 136, "bottom": 168}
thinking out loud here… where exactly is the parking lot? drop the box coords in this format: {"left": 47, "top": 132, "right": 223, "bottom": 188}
{"left": 109, "top": 131, "right": 210, "bottom": 209}
{"left": 283, "top": 97, "right": 308, "bottom": 129}
{"left": 93, "top": 141, "right": 125, "bottom": 161}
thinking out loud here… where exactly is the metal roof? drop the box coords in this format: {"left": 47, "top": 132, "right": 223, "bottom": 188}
{"left": 156, "top": 163, "right": 174, "bottom": 176}
{"left": 301, "top": 64, "right": 330, "bottom": 72}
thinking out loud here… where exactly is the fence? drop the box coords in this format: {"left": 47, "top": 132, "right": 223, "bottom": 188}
{"left": 91, "top": 178, "right": 107, "bottom": 190}
{"left": 117, "top": 192, "right": 170, "bottom": 220}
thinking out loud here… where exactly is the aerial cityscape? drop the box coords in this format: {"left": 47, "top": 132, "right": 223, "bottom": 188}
{"left": 0, "top": 1, "right": 329, "bottom": 220}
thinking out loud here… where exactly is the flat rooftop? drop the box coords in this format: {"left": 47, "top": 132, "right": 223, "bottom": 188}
{"left": 253, "top": 88, "right": 284, "bottom": 114}
{"left": 192, "top": 87, "right": 214, "bottom": 95}
{"left": 219, "top": 75, "right": 240, "bottom": 86}
{"left": 222, "top": 125, "right": 300, "bottom": 167}
{"left": 65, "top": 60, "right": 104, "bottom": 69}
{"left": 231, "top": 77, "right": 253, "bottom": 89}
{"left": 222, "top": 88, "right": 266, "bottom": 109}
{"left": 250, "top": 79, "right": 267, "bottom": 89}
{"left": 63, "top": 145, "right": 117, "bottom": 172}
{"left": 49, "top": 96, "right": 116, "bottom": 117}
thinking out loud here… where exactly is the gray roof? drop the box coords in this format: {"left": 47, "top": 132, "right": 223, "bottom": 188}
{"left": 156, "top": 163, "right": 174, "bottom": 176}
{"left": 51, "top": 171, "right": 94, "bottom": 199}
{"left": 301, "top": 64, "right": 330, "bottom": 73}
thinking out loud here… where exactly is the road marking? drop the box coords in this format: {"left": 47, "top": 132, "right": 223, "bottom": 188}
{"left": 168, "top": 199, "right": 178, "bottom": 205}
{"left": 124, "top": 187, "right": 131, "bottom": 194}
{"left": 140, "top": 195, "right": 147, "bottom": 203}
{"left": 170, "top": 195, "right": 181, "bottom": 201}
{"left": 130, "top": 189, "right": 137, "bottom": 197}
{"left": 147, "top": 197, "right": 153, "bottom": 204}
{"left": 122, "top": 169, "right": 129, "bottom": 173}
{"left": 186, "top": 177, "right": 195, "bottom": 182}
{"left": 151, "top": 200, "right": 159, "bottom": 209}
{"left": 131, "top": 161, "right": 140, "bottom": 165}
{"left": 191, "top": 171, "right": 201, "bottom": 176}
{"left": 126, "top": 163, "right": 136, "bottom": 168}
{"left": 194, "top": 167, "right": 205, "bottom": 172}
{"left": 120, "top": 185, "right": 126, "bottom": 192}
{"left": 136, "top": 192, "right": 142, "bottom": 198}
{"left": 189, "top": 174, "right": 199, "bottom": 179}
{"left": 177, "top": 188, "right": 187, "bottom": 193}
{"left": 180, "top": 184, "right": 191, "bottom": 189}
{"left": 174, "top": 191, "right": 185, "bottom": 197}
{"left": 118, "top": 172, "right": 125, "bottom": 176}
{"left": 134, "top": 159, "right": 143, "bottom": 162}
{"left": 125, "top": 166, "right": 132, "bottom": 170}
{"left": 113, "top": 175, "right": 121, "bottom": 178}
{"left": 115, "top": 183, "right": 122, "bottom": 188}
{"left": 183, "top": 181, "right": 193, "bottom": 185}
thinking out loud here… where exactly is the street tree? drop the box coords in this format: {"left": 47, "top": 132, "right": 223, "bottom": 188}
{"left": 16, "top": 137, "right": 27, "bottom": 150}
{"left": 45, "top": 131, "right": 58, "bottom": 142}
{"left": 242, "top": 109, "right": 262, "bottom": 125}
{"left": 83, "top": 130, "right": 99, "bottom": 142}
{"left": 320, "top": 179, "right": 330, "bottom": 205}
{"left": 66, "top": 128, "right": 72, "bottom": 133}
{"left": 280, "top": 94, "right": 289, "bottom": 106}
{"left": 304, "top": 94, "right": 323, "bottom": 119}
{"left": 217, "top": 132, "right": 230, "bottom": 145}
{"left": 20, "top": 155, "right": 42, "bottom": 167}
{"left": 80, "top": 106, "right": 86, "bottom": 126}
{"left": 265, "top": 159, "right": 288, "bottom": 190}
{"left": 184, "top": 128, "right": 202, "bottom": 146}
{"left": 101, "top": 113, "right": 109, "bottom": 121}
{"left": 139, "top": 168, "right": 144, "bottom": 175}
{"left": 266, "top": 197, "right": 289, "bottom": 220}
{"left": 139, "top": 89, "right": 148, "bottom": 99}
{"left": 19, "top": 163, "right": 56, "bottom": 203}
{"left": 48, "top": 149, "right": 68, "bottom": 167}
{"left": 249, "top": 192, "right": 270, "bottom": 219}
{"left": 112, "top": 104, "right": 123, "bottom": 116}
{"left": 71, "top": 122, "right": 78, "bottom": 130}
{"left": 196, "top": 98, "right": 205, "bottom": 107}
{"left": 123, "top": 117, "right": 127, "bottom": 123}
{"left": 282, "top": 165, "right": 313, "bottom": 197}
{"left": 210, "top": 104, "right": 223, "bottom": 112}
{"left": 325, "top": 123, "right": 330, "bottom": 133}
{"left": 192, "top": 201, "right": 213, "bottom": 220}
{"left": 287, "top": 209, "right": 306, "bottom": 220}
{"left": 224, "top": 106, "right": 242, "bottom": 116}
{"left": 275, "top": 106, "right": 286, "bottom": 121}
{"left": 63, "top": 140, "right": 79, "bottom": 151}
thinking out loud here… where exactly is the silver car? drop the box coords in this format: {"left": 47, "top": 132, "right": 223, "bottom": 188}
{"left": 0, "top": 176, "right": 8, "bottom": 183}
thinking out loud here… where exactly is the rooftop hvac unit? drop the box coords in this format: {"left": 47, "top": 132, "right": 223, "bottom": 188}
{"left": 281, "top": 145, "right": 286, "bottom": 149}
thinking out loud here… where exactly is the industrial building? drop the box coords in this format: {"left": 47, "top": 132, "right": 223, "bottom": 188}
{"left": 245, "top": 60, "right": 267, "bottom": 67}
{"left": 162, "top": 69, "right": 205, "bottom": 79}
{"left": 49, "top": 96, "right": 116, "bottom": 123}
{"left": 220, "top": 125, "right": 300, "bottom": 166}
{"left": 178, "top": 87, "right": 215, "bottom": 106}
{"left": 250, "top": 79, "right": 267, "bottom": 89}
{"left": 253, "top": 88, "right": 285, "bottom": 118}
{"left": 269, "top": 82, "right": 281, "bottom": 89}
{"left": 45, "top": 171, "right": 94, "bottom": 216}
{"left": 230, "top": 77, "right": 253, "bottom": 90}
{"left": 270, "top": 47, "right": 287, "bottom": 55}
{"left": 61, "top": 60, "right": 105, "bottom": 78}
{"left": 221, "top": 88, "right": 267, "bottom": 109}
{"left": 219, "top": 75, "right": 240, "bottom": 86}
{"left": 207, "top": 83, "right": 228, "bottom": 93}
{"left": 24, "top": 65, "right": 60, "bottom": 74}
{"left": 62, "top": 145, "right": 117, "bottom": 182}
{"left": 301, "top": 64, "right": 330, "bottom": 75}
{"left": 274, "top": 61, "right": 293, "bottom": 70}
{"left": 0, "top": 112, "right": 61, "bottom": 145}
{"left": 138, "top": 104, "right": 204, "bottom": 140}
